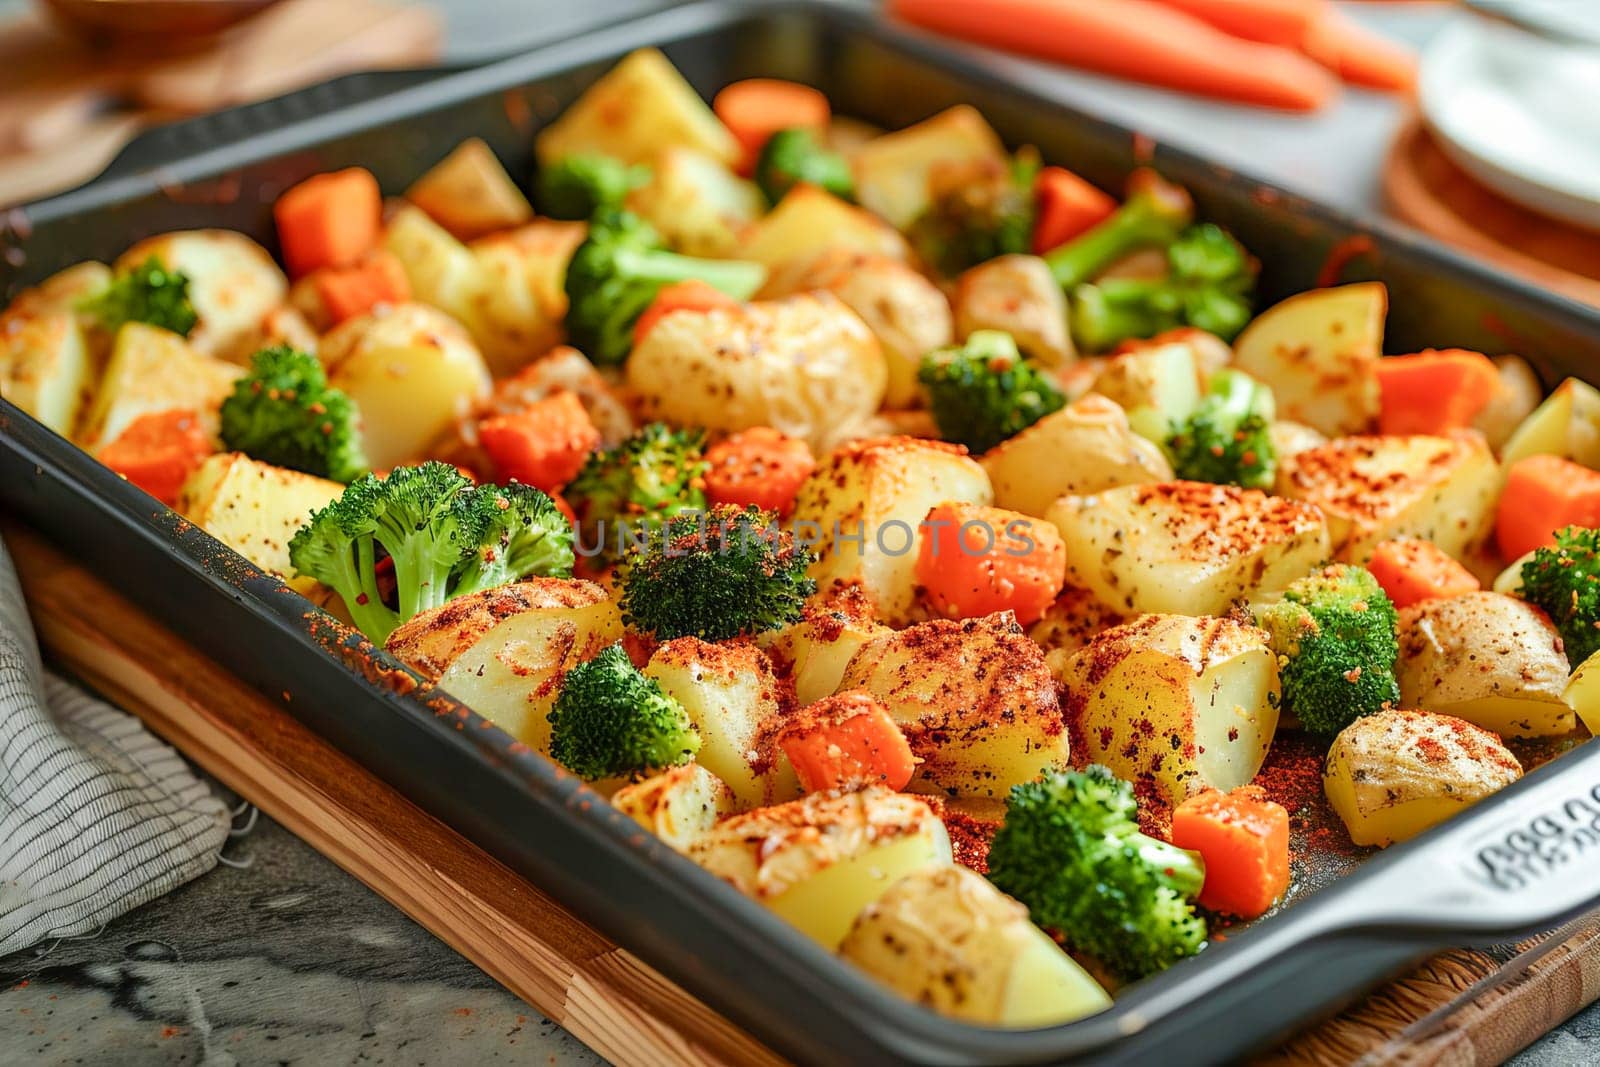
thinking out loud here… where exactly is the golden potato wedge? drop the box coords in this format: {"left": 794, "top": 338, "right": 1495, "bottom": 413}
{"left": 609, "top": 763, "right": 736, "bottom": 853}
{"left": 1324, "top": 708, "right": 1522, "bottom": 847}
{"left": 626, "top": 292, "right": 885, "bottom": 455}
{"left": 1091, "top": 339, "right": 1203, "bottom": 443}
{"left": 1047, "top": 481, "right": 1329, "bottom": 616}
{"left": 405, "top": 137, "right": 533, "bottom": 241}
{"left": 626, "top": 147, "right": 763, "bottom": 258}
{"left": 1474, "top": 355, "right": 1542, "bottom": 453}
{"left": 952, "top": 255, "right": 1074, "bottom": 367}
{"left": 795, "top": 435, "right": 992, "bottom": 624}
{"left": 980, "top": 394, "right": 1173, "bottom": 517}
{"left": 115, "top": 230, "right": 287, "bottom": 364}
{"left": 1276, "top": 433, "right": 1499, "bottom": 564}
{"left": 852, "top": 105, "right": 1007, "bottom": 230}
{"left": 839, "top": 865, "right": 1110, "bottom": 1027}
{"left": 759, "top": 590, "right": 893, "bottom": 706}
{"left": 382, "top": 203, "right": 489, "bottom": 334}
{"left": 387, "top": 580, "right": 622, "bottom": 752}
{"left": 762, "top": 249, "right": 951, "bottom": 410}
{"left": 0, "top": 310, "right": 93, "bottom": 436}
{"left": 177, "top": 452, "right": 343, "bottom": 595}
{"left": 77, "top": 322, "right": 241, "bottom": 452}
{"left": 643, "top": 638, "right": 797, "bottom": 811}
{"left": 321, "top": 302, "right": 492, "bottom": 470}
{"left": 1056, "top": 614, "right": 1280, "bottom": 805}
{"left": 1563, "top": 649, "right": 1600, "bottom": 736}
{"left": 1230, "top": 282, "right": 1385, "bottom": 437}
{"left": 1029, "top": 585, "right": 1129, "bottom": 659}
{"left": 690, "top": 787, "right": 952, "bottom": 949}
{"left": 838, "top": 613, "right": 1069, "bottom": 799}
{"left": 741, "top": 185, "right": 911, "bottom": 272}
{"left": 1269, "top": 419, "right": 1327, "bottom": 460}
{"left": 535, "top": 48, "right": 738, "bottom": 167}
{"left": 1499, "top": 377, "right": 1600, "bottom": 470}
{"left": 466, "top": 219, "right": 586, "bottom": 376}
{"left": 1396, "top": 592, "right": 1573, "bottom": 738}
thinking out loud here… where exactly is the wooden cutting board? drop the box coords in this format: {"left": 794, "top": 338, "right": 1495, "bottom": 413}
{"left": 0, "top": 0, "right": 440, "bottom": 208}
{"left": 6, "top": 519, "right": 1600, "bottom": 1067}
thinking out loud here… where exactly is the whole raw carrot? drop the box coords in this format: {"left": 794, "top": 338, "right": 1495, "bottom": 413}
{"left": 1146, "top": 0, "right": 1321, "bottom": 47}
{"left": 1300, "top": 8, "right": 1417, "bottom": 93}
{"left": 888, "top": 0, "right": 1339, "bottom": 112}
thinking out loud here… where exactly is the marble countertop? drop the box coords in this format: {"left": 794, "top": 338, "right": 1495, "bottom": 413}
{"left": 3, "top": 1, "right": 1599, "bottom": 1064}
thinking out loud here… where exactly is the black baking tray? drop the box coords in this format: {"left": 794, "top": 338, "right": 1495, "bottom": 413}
{"left": 7, "top": 3, "right": 1600, "bottom": 1063}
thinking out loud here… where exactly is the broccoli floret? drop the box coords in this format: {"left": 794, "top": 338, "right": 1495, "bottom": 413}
{"left": 1256, "top": 563, "right": 1400, "bottom": 736}
{"left": 1165, "top": 369, "right": 1276, "bottom": 490}
{"left": 563, "top": 208, "right": 766, "bottom": 366}
{"left": 547, "top": 643, "right": 700, "bottom": 780}
{"left": 536, "top": 154, "right": 651, "bottom": 220}
{"left": 753, "top": 127, "right": 855, "bottom": 206}
{"left": 219, "top": 345, "right": 369, "bottom": 483}
{"left": 1070, "top": 223, "right": 1256, "bottom": 351}
{"left": 618, "top": 504, "right": 815, "bottom": 641}
{"left": 565, "top": 422, "right": 708, "bottom": 561}
{"left": 288, "top": 462, "right": 574, "bottom": 642}
{"left": 78, "top": 256, "right": 199, "bottom": 337}
{"left": 1519, "top": 527, "right": 1600, "bottom": 668}
{"left": 450, "top": 481, "right": 577, "bottom": 599}
{"left": 918, "top": 330, "right": 1065, "bottom": 453}
{"left": 1042, "top": 168, "right": 1195, "bottom": 291}
{"left": 986, "top": 766, "right": 1206, "bottom": 981}
{"left": 906, "top": 148, "right": 1039, "bottom": 278}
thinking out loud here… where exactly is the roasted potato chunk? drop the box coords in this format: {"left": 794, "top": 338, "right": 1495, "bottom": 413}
{"left": 388, "top": 580, "right": 623, "bottom": 752}
{"left": 839, "top": 865, "right": 1110, "bottom": 1027}
{"left": 759, "top": 593, "right": 893, "bottom": 707}
{"left": 980, "top": 394, "right": 1173, "bottom": 517}
{"left": 1397, "top": 592, "right": 1574, "bottom": 738}
{"left": 467, "top": 219, "right": 586, "bottom": 376}
{"left": 626, "top": 147, "right": 763, "bottom": 258}
{"left": 1499, "top": 377, "right": 1600, "bottom": 470}
{"left": 952, "top": 254, "right": 1074, "bottom": 367}
{"left": 851, "top": 105, "right": 1007, "bottom": 230}
{"left": 795, "top": 435, "right": 992, "bottom": 624}
{"left": 77, "top": 322, "right": 241, "bottom": 452}
{"left": 643, "top": 638, "right": 797, "bottom": 811}
{"left": 178, "top": 453, "right": 342, "bottom": 596}
{"left": 741, "top": 185, "right": 911, "bottom": 272}
{"left": 1047, "top": 481, "right": 1329, "bottom": 616}
{"left": 627, "top": 293, "right": 887, "bottom": 454}
{"left": 115, "top": 230, "right": 287, "bottom": 364}
{"left": 1230, "top": 282, "right": 1385, "bottom": 437}
{"left": 610, "top": 764, "right": 736, "bottom": 853}
{"left": 535, "top": 48, "right": 739, "bottom": 167}
{"left": 1056, "top": 614, "right": 1280, "bottom": 805}
{"left": 321, "top": 302, "right": 492, "bottom": 470}
{"left": 1324, "top": 708, "right": 1522, "bottom": 847}
{"left": 838, "top": 613, "right": 1070, "bottom": 799}
{"left": 1028, "top": 585, "right": 1129, "bottom": 658}
{"left": 1091, "top": 339, "right": 1202, "bottom": 443}
{"left": 762, "top": 249, "right": 951, "bottom": 410}
{"left": 690, "top": 787, "right": 952, "bottom": 949}
{"left": 406, "top": 137, "right": 533, "bottom": 241}
{"left": 1276, "top": 433, "right": 1499, "bottom": 564}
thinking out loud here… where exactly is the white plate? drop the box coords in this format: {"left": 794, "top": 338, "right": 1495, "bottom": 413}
{"left": 1419, "top": 13, "right": 1600, "bottom": 232}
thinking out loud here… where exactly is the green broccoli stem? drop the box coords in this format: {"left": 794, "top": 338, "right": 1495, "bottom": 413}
{"left": 1133, "top": 836, "right": 1206, "bottom": 898}
{"left": 388, "top": 537, "right": 463, "bottom": 621}
{"left": 1043, "top": 170, "right": 1194, "bottom": 290}
{"left": 340, "top": 539, "right": 400, "bottom": 642}
{"left": 614, "top": 246, "right": 767, "bottom": 300}
{"left": 1070, "top": 282, "right": 1178, "bottom": 352}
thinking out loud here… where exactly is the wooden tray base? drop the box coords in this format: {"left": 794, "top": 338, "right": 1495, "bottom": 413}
{"left": 7, "top": 520, "right": 1600, "bottom": 1066}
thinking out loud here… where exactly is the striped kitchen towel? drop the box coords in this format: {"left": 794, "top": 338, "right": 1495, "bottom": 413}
{"left": 0, "top": 534, "right": 229, "bottom": 956}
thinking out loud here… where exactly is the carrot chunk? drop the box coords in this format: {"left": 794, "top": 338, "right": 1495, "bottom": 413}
{"left": 477, "top": 391, "right": 600, "bottom": 493}
{"left": 777, "top": 692, "right": 917, "bottom": 794}
{"left": 313, "top": 250, "right": 412, "bottom": 325}
{"left": 1497, "top": 454, "right": 1600, "bottom": 562}
{"left": 98, "top": 409, "right": 213, "bottom": 506}
{"left": 274, "top": 168, "right": 382, "bottom": 277}
{"left": 703, "top": 427, "right": 814, "bottom": 518}
{"left": 1032, "top": 166, "right": 1116, "bottom": 254}
{"left": 633, "top": 279, "right": 742, "bottom": 347}
{"left": 1375, "top": 349, "right": 1499, "bottom": 436}
{"left": 915, "top": 502, "right": 1065, "bottom": 626}
{"left": 1366, "top": 538, "right": 1480, "bottom": 610}
{"left": 1170, "top": 786, "right": 1289, "bottom": 919}
{"left": 712, "top": 78, "right": 831, "bottom": 175}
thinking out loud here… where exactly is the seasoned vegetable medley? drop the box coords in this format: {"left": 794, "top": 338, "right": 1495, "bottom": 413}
{"left": 6, "top": 47, "right": 1600, "bottom": 1028}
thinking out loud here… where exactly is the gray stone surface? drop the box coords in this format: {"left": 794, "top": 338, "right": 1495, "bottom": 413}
{"left": 1, "top": 1, "right": 1597, "bottom": 1063}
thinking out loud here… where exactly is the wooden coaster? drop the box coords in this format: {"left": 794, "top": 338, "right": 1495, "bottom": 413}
{"left": 7, "top": 518, "right": 1600, "bottom": 1066}
{"left": 1383, "top": 115, "right": 1600, "bottom": 308}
